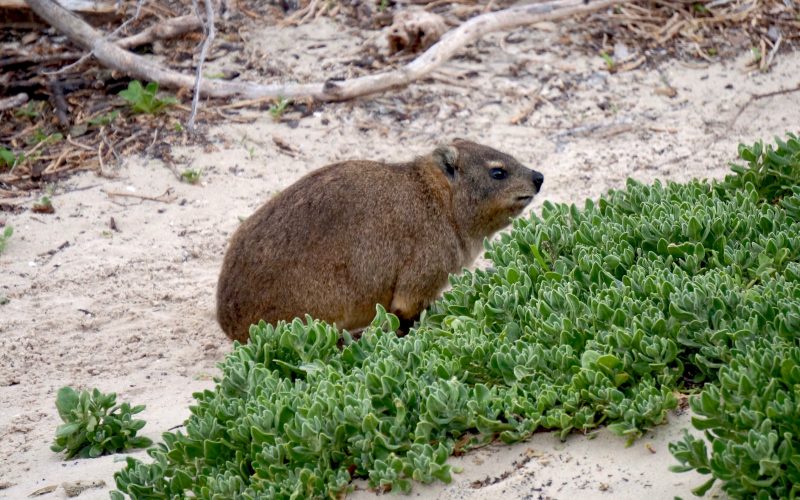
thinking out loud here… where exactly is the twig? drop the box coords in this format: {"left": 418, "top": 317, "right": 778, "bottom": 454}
{"left": 44, "top": 147, "right": 70, "bottom": 175}
{"left": 729, "top": 83, "right": 800, "bottom": 127}
{"left": 217, "top": 96, "right": 274, "bottom": 109}
{"left": 758, "top": 37, "right": 768, "bottom": 72}
{"left": 510, "top": 80, "right": 548, "bottom": 125}
{"left": 281, "top": 0, "right": 320, "bottom": 26}
{"left": 25, "top": 0, "right": 624, "bottom": 102}
{"left": 97, "top": 141, "right": 106, "bottom": 176}
{"left": 272, "top": 135, "right": 298, "bottom": 157}
{"left": 110, "top": 0, "right": 146, "bottom": 39}
{"left": 99, "top": 128, "right": 121, "bottom": 165}
{"left": 149, "top": 128, "right": 159, "bottom": 150}
{"left": 22, "top": 133, "right": 55, "bottom": 159}
{"left": 116, "top": 15, "right": 202, "bottom": 48}
{"left": 764, "top": 34, "right": 782, "bottom": 71}
{"left": 212, "top": 107, "right": 258, "bottom": 123}
{"left": 188, "top": 0, "right": 216, "bottom": 132}
{"left": 46, "top": 0, "right": 146, "bottom": 75}
{"left": 617, "top": 54, "right": 646, "bottom": 72}
{"left": 0, "top": 52, "right": 81, "bottom": 68}
{"left": 553, "top": 118, "right": 635, "bottom": 139}
{"left": 647, "top": 126, "right": 677, "bottom": 133}
{"left": 0, "top": 92, "right": 29, "bottom": 111}
{"left": 103, "top": 187, "right": 176, "bottom": 203}
{"left": 115, "top": 129, "right": 148, "bottom": 150}
{"left": 66, "top": 136, "right": 95, "bottom": 151}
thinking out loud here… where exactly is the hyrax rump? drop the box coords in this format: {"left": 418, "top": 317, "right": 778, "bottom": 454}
{"left": 216, "top": 139, "right": 544, "bottom": 342}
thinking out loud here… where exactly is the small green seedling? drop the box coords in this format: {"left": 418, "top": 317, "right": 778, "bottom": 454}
{"left": 247, "top": 144, "right": 257, "bottom": 159}
{"left": 750, "top": 46, "right": 762, "bottom": 63}
{"left": 15, "top": 100, "right": 43, "bottom": 118}
{"left": 119, "top": 81, "right": 178, "bottom": 114}
{"left": 52, "top": 387, "right": 152, "bottom": 459}
{"left": 28, "top": 130, "right": 63, "bottom": 147}
{"left": 180, "top": 169, "right": 202, "bottom": 184}
{"left": 0, "top": 147, "right": 15, "bottom": 166}
{"left": 269, "top": 97, "right": 291, "bottom": 121}
{"left": 0, "top": 226, "right": 13, "bottom": 254}
{"left": 600, "top": 51, "right": 615, "bottom": 71}
{"left": 87, "top": 110, "right": 120, "bottom": 127}
{"left": 0, "top": 147, "right": 22, "bottom": 170}
{"left": 33, "top": 195, "right": 54, "bottom": 214}
{"left": 173, "top": 122, "right": 184, "bottom": 132}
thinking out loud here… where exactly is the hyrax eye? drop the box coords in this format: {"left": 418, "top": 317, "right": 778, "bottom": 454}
{"left": 489, "top": 168, "right": 508, "bottom": 180}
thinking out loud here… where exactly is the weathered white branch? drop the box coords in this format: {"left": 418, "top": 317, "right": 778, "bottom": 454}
{"left": 3, "top": 0, "right": 114, "bottom": 13}
{"left": 25, "top": 0, "right": 624, "bottom": 102}
{"left": 116, "top": 15, "right": 202, "bottom": 49}
{"left": 0, "top": 92, "right": 30, "bottom": 112}
{"left": 187, "top": 0, "right": 216, "bottom": 131}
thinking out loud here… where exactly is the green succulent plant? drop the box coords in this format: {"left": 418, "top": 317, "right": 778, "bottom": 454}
{"left": 52, "top": 387, "right": 152, "bottom": 459}
{"left": 113, "top": 133, "right": 800, "bottom": 498}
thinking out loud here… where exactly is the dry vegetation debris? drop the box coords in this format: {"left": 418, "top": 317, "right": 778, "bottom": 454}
{"left": 0, "top": 0, "right": 797, "bottom": 199}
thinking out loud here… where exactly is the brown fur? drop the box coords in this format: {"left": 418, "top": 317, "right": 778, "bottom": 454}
{"left": 216, "top": 139, "right": 544, "bottom": 342}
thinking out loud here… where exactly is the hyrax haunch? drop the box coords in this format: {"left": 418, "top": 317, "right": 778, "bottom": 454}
{"left": 216, "top": 139, "right": 544, "bottom": 342}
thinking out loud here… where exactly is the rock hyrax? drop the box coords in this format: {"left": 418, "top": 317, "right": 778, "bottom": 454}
{"left": 217, "top": 139, "right": 544, "bottom": 342}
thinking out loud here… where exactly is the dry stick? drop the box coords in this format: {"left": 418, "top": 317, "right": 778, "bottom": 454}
{"left": 0, "top": 52, "right": 82, "bottom": 68}
{"left": 66, "top": 134, "right": 95, "bottom": 151}
{"left": 97, "top": 141, "right": 106, "bottom": 176}
{"left": 103, "top": 188, "right": 176, "bottom": 203}
{"left": 0, "top": 92, "right": 29, "bottom": 111}
{"left": 729, "top": 83, "right": 800, "bottom": 127}
{"left": 25, "top": 0, "right": 624, "bottom": 102}
{"left": 188, "top": 0, "right": 216, "bottom": 132}
{"left": 281, "top": 0, "right": 320, "bottom": 27}
{"left": 116, "top": 14, "right": 203, "bottom": 48}
{"left": 110, "top": 0, "right": 146, "bottom": 39}
{"left": 510, "top": 79, "right": 548, "bottom": 125}
{"left": 764, "top": 34, "right": 782, "bottom": 71}
{"left": 46, "top": 0, "right": 146, "bottom": 75}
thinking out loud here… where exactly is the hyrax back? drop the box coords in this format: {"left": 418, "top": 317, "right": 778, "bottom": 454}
{"left": 216, "top": 139, "right": 544, "bottom": 342}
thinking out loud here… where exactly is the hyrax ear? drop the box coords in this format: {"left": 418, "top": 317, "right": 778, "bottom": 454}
{"left": 433, "top": 145, "right": 458, "bottom": 179}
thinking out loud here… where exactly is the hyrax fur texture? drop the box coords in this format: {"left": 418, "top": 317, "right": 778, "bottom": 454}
{"left": 216, "top": 139, "right": 544, "bottom": 342}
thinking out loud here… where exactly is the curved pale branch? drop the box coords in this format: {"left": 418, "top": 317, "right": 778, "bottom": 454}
{"left": 25, "top": 0, "right": 623, "bottom": 101}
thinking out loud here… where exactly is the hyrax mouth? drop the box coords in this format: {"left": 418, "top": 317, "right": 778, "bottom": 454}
{"left": 514, "top": 195, "right": 534, "bottom": 205}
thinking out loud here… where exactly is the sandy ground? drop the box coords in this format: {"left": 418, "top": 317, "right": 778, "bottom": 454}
{"left": 1, "top": 13, "right": 799, "bottom": 499}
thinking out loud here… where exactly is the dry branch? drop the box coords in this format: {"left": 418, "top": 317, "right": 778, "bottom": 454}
{"left": 26, "top": 0, "right": 624, "bottom": 102}
{"left": 0, "top": 93, "right": 29, "bottom": 112}
{"left": 103, "top": 187, "right": 176, "bottom": 203}
{"left": 116, "top": 14, "right": 202, "bottom": 49}
{"left": 2, "top": 0, "right": 114, "bottom": 13}
{"left": 188, "top": 0, "right": 216, "bottom": 131}
{"left": 729, "top": 83, "right": 800, "bottom": 127}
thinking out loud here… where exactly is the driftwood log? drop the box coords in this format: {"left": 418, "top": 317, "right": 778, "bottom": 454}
{"left": 25, "top": 0, "right": 624, "bottom": 102}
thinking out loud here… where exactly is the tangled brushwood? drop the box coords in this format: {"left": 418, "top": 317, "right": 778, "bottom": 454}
{"left": 112, "top": 133, "right": 800, "bottom": 499}
{"left": 3, "top": 0, "right": 798, "bottom": 192}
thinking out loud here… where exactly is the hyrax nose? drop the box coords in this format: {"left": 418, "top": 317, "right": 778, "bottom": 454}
{"left": 532, "top": 171, "right": 544, "bottom": 192}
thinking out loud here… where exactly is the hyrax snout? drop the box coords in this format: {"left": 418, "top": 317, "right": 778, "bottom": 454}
{"left": 216, "top": 139, "right": 543, "bottom": 342}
